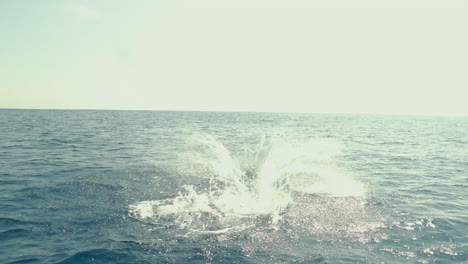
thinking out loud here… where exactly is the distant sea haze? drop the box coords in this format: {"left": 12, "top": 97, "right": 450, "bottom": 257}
{"left": 0, "top": 109, "right": 466, "bottom": 263}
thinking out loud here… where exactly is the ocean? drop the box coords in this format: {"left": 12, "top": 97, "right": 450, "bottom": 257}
{"left": 0, "top": 109, "right": 466, "bottom": 263}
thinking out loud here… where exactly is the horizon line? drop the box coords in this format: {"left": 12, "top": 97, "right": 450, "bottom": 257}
{"left": 1, "top": 107, "right": 466, "bottom": 118}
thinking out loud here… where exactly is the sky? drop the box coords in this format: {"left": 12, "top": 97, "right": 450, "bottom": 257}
{"left": 1, "top": 0, "right": 467, "bottom": 116}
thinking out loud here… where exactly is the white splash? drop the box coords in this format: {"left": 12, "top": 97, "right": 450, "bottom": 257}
{"left": 129, "top": 134, "right": 366, "bottom": 233}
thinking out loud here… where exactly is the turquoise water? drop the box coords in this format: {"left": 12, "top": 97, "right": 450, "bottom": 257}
{"left": 0, "top": 109, "right": 467, "bottom": 263}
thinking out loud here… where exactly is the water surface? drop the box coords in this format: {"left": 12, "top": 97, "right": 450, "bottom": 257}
{"left": 0, "top": 109, "right": 467, "bottom": 263}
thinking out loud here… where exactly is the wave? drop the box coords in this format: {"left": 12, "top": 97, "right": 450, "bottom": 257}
{"left": 54, "top": 249, "right": 130, "bottom": 264}
{"left": 0, "top": 228, "right": 32, "bottom": 239}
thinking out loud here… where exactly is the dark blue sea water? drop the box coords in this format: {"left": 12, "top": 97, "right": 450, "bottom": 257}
{"left": 0, "top": 109, "right": 467, "bottom": 263}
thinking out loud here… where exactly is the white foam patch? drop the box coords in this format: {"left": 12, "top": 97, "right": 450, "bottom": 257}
{"left": 129, "top": 134, "right": 366, "bottom": 234}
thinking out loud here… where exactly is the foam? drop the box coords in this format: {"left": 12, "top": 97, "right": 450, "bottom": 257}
{"left": 129, "top": 134, "right": 366, "bottom": 233}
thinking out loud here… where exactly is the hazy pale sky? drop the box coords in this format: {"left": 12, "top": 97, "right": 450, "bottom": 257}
{"left": 1, "top": 0, "right": 467, "bottom": 115}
